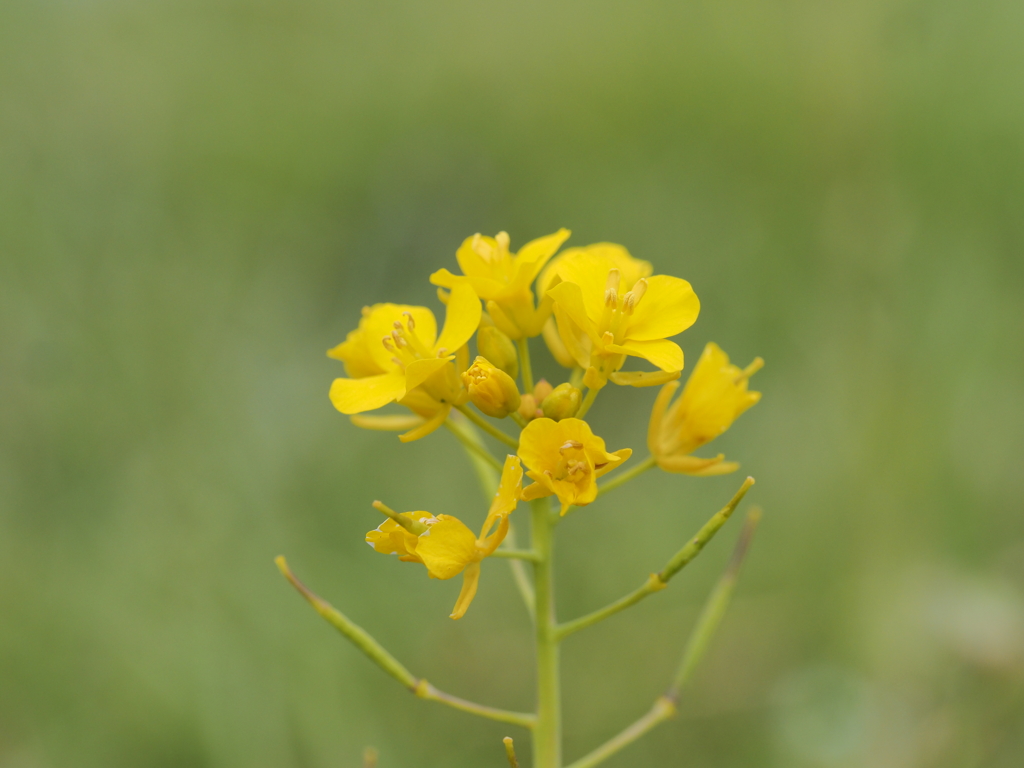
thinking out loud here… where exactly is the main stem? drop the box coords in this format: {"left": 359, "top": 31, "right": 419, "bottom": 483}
{"left": 531, "top": 496, "right": 561, "bottom": 768}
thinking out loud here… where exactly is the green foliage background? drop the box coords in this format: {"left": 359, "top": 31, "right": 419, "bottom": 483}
{"left": 2, "top": 1, "right": 1022, "bottom": 766}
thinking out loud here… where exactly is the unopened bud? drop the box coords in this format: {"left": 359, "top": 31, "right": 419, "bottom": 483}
{"left": 476, "top": 325, "right": 519, "bottom": 379}
{"left": 517, "top": 393, "right": 539, "bottom": 421}
{"left": 461, "top": 356, "right": 521, "bottom": 419}
{"left": 541, "top": 383, "right": 582, "bottom": 421}
{"left": 533, "top": 379, "right": 554, "bottom": 404}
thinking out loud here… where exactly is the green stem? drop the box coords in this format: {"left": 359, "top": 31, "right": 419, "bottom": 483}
{"left": 597, "top": 455, "right": 657, "bottom": 496}
{"left": 563, "top": 698, "right": 676, "bottom": 768}
{"left": 668, "top": 507, "right": 761, "bottom": 698}
{"left": 517, "top": 337, "right": 534, "bottom": 394}
{"left": 531, "top": 496, "right": 561, "bottom": 768}
{"left": 491, "top": 548, "right": 542, "bottom": 561}
{"left": 565, "top": 508, "right": 762, "bottom": 768}
{"left": 574, "top": 385, "right": 600, "bottom": 419}
{"left": 444, "top": 419, "right": 504, "bottom": 472}
{"left": 276, "top": 556, "right": 536, "bottom": 728}
{"left": 556, "top": 476, "right": 755, "bottom": 640}
{"left": 456, "top": 405, "right": 519, "bottom": 450}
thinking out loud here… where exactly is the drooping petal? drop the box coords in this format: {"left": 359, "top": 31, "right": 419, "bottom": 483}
{"left": 657, "top": 454, "right": 738, "bottom": 476}
{"left": 605, "top": 339, "right": 684, "bottom": 372}
{"left": 478, "top": 514, "right": 510, "bottom": 558}
{"left": 435, "top": 283, "right": 482, "bottom": 354}
{"left": 350, "top": 414, "right": 425, "bottom": 431}
{"left": 521, "top": 477, "right": 554, "bottom": 501}
{"left": 398, "top": 404, "right": 451, "bottom": 443}
{"left": 481, "top": 455, "right": 522, "bottom": 537}
{"left": 415, "top": 515, "right": 479, "bottom": 580}
{"left": 329, "top": 373, "right": 407, "bottom": 415}
{"left": 608, "top": 370, "right": 681, "bottom": 387}
{"left": 622, "top": 275, "right": 700, "bottom": 341}
{"left": 449, "top": 562, "right": 481, "bottom": 619}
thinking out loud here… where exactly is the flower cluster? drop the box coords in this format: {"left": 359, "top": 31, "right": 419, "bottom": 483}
{"left": 327, "top": 230, "right": 763, "bottom": 620}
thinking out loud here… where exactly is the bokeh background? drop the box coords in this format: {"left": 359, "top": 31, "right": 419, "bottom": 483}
{"left": 2, "top": 1, "right": 1023, "bottom": 766}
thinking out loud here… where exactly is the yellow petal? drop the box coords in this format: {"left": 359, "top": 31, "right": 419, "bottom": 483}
{"left": 398, "top": 404, "right": 451, "bottom": 443}
{"left": 486, "top": 300, "right": 522, "bottom": 340}
{"left": 455, "top": 234, "right": 509, "bottom": 280}
{"left": 608, "top": 369, "right": 681, "bottom": 387}
{"left": 430, "top": 268, "right": 506, "bottom": 300}
{"left": 329, "top": 373, "right": 407, "bottom": 415}
{"left": 405, "top": 357, "right": 453, "bottom": 391}
{"left": 547, "top": 282, "right": 600, "bottom": 344}
{"left": 435, "top": 283, "right": 482, "bottom": 354}
{"left": 449, "top": 562, "right": 481, "bottom": 619}
{"left": 415, "top": 515, "right": 479, "bottom": 580}
{"left": 594, "top": 448, "right": 632, "bottom": 479}
{"left": 542, "top": 316, "right": 577, "bottom": 368}
{"left": 363, "top": 304, "right": 439, "bottom": 371}
{"left": 656, "top": 454, "right": 737, "bottom": 476}
{"left": 521, "top": 478, "right": 553, "bottom": 501}
{"left": 552, "top": 304, "right": 592, "bottom": 368}
{"left": 481, "top": 455, "right": 522, "bottom": 537}
{"left": 511, "top": 229, "right": 571, "bottom": 287}
{"left": 327, "top": 327, "right": 385, "bottom": 378}
{"left": 605, "top": 339, "right": 684, "bottom": 372}
{"left": 622, "top": 275, "right": 700, "bottom": 341}
{"left": 647, "top": 381, "right": 679, "bottom": 455}
{"left": 350, "top": 414, "right": 425, "bottom": 431}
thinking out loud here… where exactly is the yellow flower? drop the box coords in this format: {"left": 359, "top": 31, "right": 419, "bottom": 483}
{"left": 648, "top": 343, "right": 762, "bottom": 475}
{"left": 327, "top": 284, "right": 481, "bottom": 441}
{"left": 366, "top": 455, "right": 523, "bottom": 619}
{"left": 518, "top": 418, "right": 631, "bottom": 515}
{"left": 462, "top": 356, "right": 522, "bottom": 418}
{"left": 539, "top": 244, "right": 699, "bottom": 388}
{"left": 430, "top": 230, "right": 571, "bottom": 339}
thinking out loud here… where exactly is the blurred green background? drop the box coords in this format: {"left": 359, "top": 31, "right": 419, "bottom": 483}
{"left": 2, "top": 1, "right": 1023, "bottom": 766}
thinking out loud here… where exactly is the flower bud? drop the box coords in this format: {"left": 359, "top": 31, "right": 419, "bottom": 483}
{"left": 532, "top": 379, "right": 554, "bottom": 404}
{"left": 462, "top": 356, "right": 522, "bottom": 418}
{"left": 541, "top": 383, "right": 582, "bottom": 421}
{"left": 476, "top": 325, "right": 519, "bottom": 379}
{"left": 517, "top": 393, "right": 539, "bottom": 421}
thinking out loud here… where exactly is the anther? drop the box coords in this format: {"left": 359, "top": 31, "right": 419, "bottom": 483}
{"left": 382, "top": 336, "right": 395, "bottom": 351}
{"left": 559, "top": 440, "right": 583, "bottom": 454}
{"left": 496, "top": 231, "right": 510, "bottom": 252}
{"left": 622, "top": 278, "right": 648, "bottom": 314}
{"left": 391, "top": 330, "right": 407, "bottom": 347}
{"left": 738, "top": 357, "right": 765, "bottom": 381}
{"left": 403, "top": 311, "right": 415, "bottom": 330}
{"left": 393, "top": 321, "right": 403, "bottom": 330}
{"left": 436, "top": 347, "right": 448, "bottom": 357}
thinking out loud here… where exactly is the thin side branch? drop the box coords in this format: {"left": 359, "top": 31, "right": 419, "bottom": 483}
{"left": 597, "top": 455, "right": 657, "bottom": 496}
{"left": 455, "top": 404, "right": 519, "bottom": 449}
{"left": 445, "top": 419, "right": 504, "bottom": 473}
{"left": 276, "top": 557, "right": 536, "bottom": 729}
{"left": 555, "top": 477, "right": 755, "bottom": 641}
{"left": 490, "top": 548, "right": 542, "bottom": 562}
{"left": 564, "top": 508, "right": 762, "bottom": 768}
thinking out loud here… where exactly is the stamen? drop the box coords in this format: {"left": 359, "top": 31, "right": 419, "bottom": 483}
{"left": 559, "top": 440, "right": 583, "bottom": 454}
{"left": 361, "top": 306, "right": 372, "bottom": 317}
{"left": 393, "top": 321, "right": 403, "bottom": 330}
{"left": 436, "top": 347, "right": 448, "bottom": 357}
{"left": 391, "top": 329, "right": 407, "bottom": 347}
{"left": 391, "top": 357, "right": 406, "bottom": 370}
{"left": 622, "top": 278, "right": 648, "bottom": 314}
{"left": 403, "top": 311, "right": 415, "bottom": 330}
{"left": 382, "top": 336, "right": 395, "bottom": 351}
{"left": 737, "top": 357, "right": 765, "bottom": 382}
{"left": 473, "top": 233, "right": 495, "bottom": 261}
{"left": 496, "top": 231, "right": 510, "bottom": 252}
{"left": 604, "top": 269, "right": 621, "bottom": 308}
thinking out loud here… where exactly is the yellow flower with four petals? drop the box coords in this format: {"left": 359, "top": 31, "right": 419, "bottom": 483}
{"left": 366, "top": 455, "right": 523, "bottom": 619}
{"left": 648, "top": 343, "right": 763, "bottom": 475}
{"left": 518, "top": 417, "right": 631, "bottom": 515}
{"left": 431, "top": 229, "right": 571, "bottom": 339}
{"left": 539, "top": 244, "right": 700, "bottom": 389}
{"left": 327, "top": 284, "right": 482, "bottom": 441}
